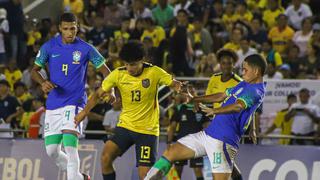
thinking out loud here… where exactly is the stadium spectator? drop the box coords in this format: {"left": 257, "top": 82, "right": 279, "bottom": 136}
{"left": 131, "top": 0, "right": 152, "bottom": 19}
{"left": 310, "top": 23, "right": 320, "bottom": 49}
{"left": 285, "top": 44, "right": 301, "bottom": 78}
{"left": 263, "top": 94, "right": 297, "bottom": 145}
{"left": 261, "top": 39, "right": 283, "bottom": 67}
{"left": 292, "top": 17, "right": 313, "bottom": 57}
{"left": 191, "top": 17, "right": 213, "bottom": 55}
{"left": 113, "top": 17, "right": 131, "bottom": 41}
{"left": 236, "top": 37, "right": 257, "bottom": 70}
{"left": 248, "top": 17, "right": 268, "bottom": 50}
{"left": 103, "top": 0, "right": 129, "bottom": 29}
{"left": 152, "top": 0, "right": 174, "bottom": 28}
{"left": 86, "top": 16, "right": 113, "bottom": 46}
{"left": 4, "top": 59, "right": 22, "bottom": 91}
{"left": 13, "top": 81, "right": 32, "bottom": 104}
{"left": 140, "top": 17, "right": 166, "bottom": 47}
{"left": 169, "top": 25, "right": 194, "bottom": 76}
{"left": 63, "top": 0, "right": 84, "bottom": 19}
{"left": 195, "top": 53, "right": 218, "bottom": 77}
{"left": 0, "top": 8, "right": 9, "bottom": 65}
{"left": 84, "top": 0, "right": 105, "bottom": 26}
{"left": 285, "top": 88, "right": 320, "bottom": 145}
{"left": 233, "top": 2, "right": 253, "bottom": 25}
{"left": 285, "top": 0, "right": 312, "bottom": 30}
{"left": 262, "top": 0, "right": 284, "bottom": 29}
{"left": 20, "top": 99, "right": 34, "bottom": 132}
{"left": 103, "top": 99, "right": 121, "bottom": 139}
{"left": 299, "top": 45, "right": 320, "bottom": 78}
{"left": 263, "top": 61, "right": 283, "bottom": 79}
{"left": 223, "top": 27, "right": 243, "bottom": 51}
{"left": 0, "top": 79, "right": 21, "bottom": 137}
{"left": 6, "top": 0, "right": 25, "bottom": 62}
{"left": 129, "top": 18, "right": 144, "bottom": 40}
{"left": 268, "top": 14, "right": 295, "bottom": 56}
{"left": 173, "top": 0, "right": 192, "bottom": 16}
{"left": 28, "top": 97, "right": 45, "bottom": 138}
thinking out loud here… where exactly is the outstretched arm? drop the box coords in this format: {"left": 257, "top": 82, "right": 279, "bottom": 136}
{"left": 74, "top": 88, "right": 108, "bottom": 126}
{"left": 192, "top": 92, "right": 228, "bottom": 104}
{"left": 201, "top": 99, "right": 246, "bottom": 116}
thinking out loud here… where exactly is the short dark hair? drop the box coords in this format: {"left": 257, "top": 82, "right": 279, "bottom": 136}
{"left": 299, "top": 88, "right": 309, "bottom": 94}
{"left": 14, "top": 81, "right": 26, "bottom": 90}
{"left": 0, "top": 79, "right": 9, "bottom": 87}
{"left": 244, "top": 54, "right": 267, "bottom": 75}
{"left": 216, "top": 48, "right": 238, "bottom": 63}
{"left": 177, "top": 9, "right": 188, "bottom": 16}
{"left": 119, "top": 40, "right": 145, "bottom": 63}
{"left": 59, "top": 12, "right": 77, "bottom": 24}
{"left": 287, "top": 94, "right": 297, "bottom": 100}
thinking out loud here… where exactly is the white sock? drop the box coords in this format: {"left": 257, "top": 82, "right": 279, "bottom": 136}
{"left": 45, "top": 144, "right": 68, "bottom": 171}
{"left": 65, "top": 146, "right": 83, "bottom": 180}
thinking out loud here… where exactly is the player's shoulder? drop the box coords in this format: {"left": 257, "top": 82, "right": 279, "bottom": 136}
{"left": 117, "top": 66, "right": 127, "bottom": 71}
{"left": 77, "top": 38, "right": 95, "bottom": 49}
{"left": 212, "top": 72, "right": 222, "bottom": 77}
{"left": 232, "top": 73, "right": 243, "bottom": 82}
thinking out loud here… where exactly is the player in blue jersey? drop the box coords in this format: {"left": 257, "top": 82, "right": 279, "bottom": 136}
{"left": 31, "top": 13, "right": 113, "bottom": 180}
{"left": 144, "top": 54, "right": 267, "bottom": 180}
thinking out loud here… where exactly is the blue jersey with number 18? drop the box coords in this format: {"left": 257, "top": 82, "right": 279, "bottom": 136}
{"left": 35, "top": 35, "right": 105, "bottom": 110}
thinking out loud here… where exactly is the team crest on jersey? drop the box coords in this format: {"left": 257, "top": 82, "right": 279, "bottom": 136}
{"left": 142, "top": 79, "right": 150, "bottom": 88}
{"left": 72, "top": 51, "right": 81, "bottom": 64}
{"left": 235, "top": 88, "right": 243, "bottom": 96}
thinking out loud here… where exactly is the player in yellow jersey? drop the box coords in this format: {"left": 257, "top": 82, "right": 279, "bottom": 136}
{"left": 206, "top": 49, "right": 242, "bottom": 108}
{"left": 74, "top": 41, "right": 183, "bottom": 180}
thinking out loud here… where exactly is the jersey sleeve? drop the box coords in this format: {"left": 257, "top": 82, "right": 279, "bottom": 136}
{"left": 101, "top": 70, "right": 118, "bottom": 92}
{"left": 35, "top": 43, "right": 50, "bottom": 68}
{"left": 156, "top": 66, "right": 173, "bottom": 86}
{"left": 205, "top": 76, "right": 215, "bottom": 95}
{"left": 88, "top": 45, "right": 106, "bottom": 69}
{"left": 237, "top": 87, "right": 261, "bottom": 109}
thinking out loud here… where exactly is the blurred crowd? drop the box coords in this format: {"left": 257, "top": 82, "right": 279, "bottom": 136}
{"left": 0, "top": 0, "right": 320, "bottom": 143}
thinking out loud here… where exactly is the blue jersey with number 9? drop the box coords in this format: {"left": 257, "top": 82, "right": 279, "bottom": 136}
{"left": 35, "top": 35, "right": 105, "bottom": 110}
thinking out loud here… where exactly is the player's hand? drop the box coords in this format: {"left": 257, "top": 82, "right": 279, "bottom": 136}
{"left": 99, "top": 89, "right": 116, "bottom": 104}
{"left": 41, "top": 80, "right": 56, "bottom": 93}
{"left": 171, "top": 80, "right": 188, "bottom": 93}
{"left": 200, "top": 103, "right": 214, "bottom": 116}
{"left": 74, "top": 111, "right": 87, "bottom": 127}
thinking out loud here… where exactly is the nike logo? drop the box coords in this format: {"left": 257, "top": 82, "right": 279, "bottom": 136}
{"left": 52, "top": 54, "right": 60, "bottom": 58}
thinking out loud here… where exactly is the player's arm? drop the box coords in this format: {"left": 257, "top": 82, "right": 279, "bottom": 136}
{"left": 192, "top": 92, "right": 228, "bottom": 104}
{"left": 97, "top": 63, "right": 112, "bottom": 78}
{"left": 74, "top": 87, "right": 106, "bottom": 126}
{"left": 201, "top": 99, "right": 245, "bottom": 116}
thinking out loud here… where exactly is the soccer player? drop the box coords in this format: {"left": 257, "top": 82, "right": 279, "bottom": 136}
{"left": 74, "top": 40, "right": 183, "bottom": 180}
{"left": 205, "top": 49, "right": 244, "bottom": 180}
{"left": 31, "top": 13, "right": 113, "bottom": 180}
{"left": 144, "top": 54, "right": 267, "bottom": 180}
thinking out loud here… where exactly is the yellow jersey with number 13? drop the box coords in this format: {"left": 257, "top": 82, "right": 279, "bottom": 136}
{"left": 101, "top": 63, "right": 173, "bottom": 136}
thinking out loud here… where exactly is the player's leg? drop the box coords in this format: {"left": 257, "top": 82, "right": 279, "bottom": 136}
{"left": 133, "top": 131, "right": 159, "bottom": 180}
{"left": 44, "top": 109, "right": 68, "bottom": 171}
{"left": 190, "top": 157, "right": 204, "bottom": 180}
{"left": 231, "top": 163, "right": 243, "bottom": 180}
{"left": 61, "top": 106, "right": 85, "bottom": 180}
{"left": 205, "top": 137, "right": 237, "bottom": 180}
{"left": 61, "top": 131, "right": 84, "bottom": 180}
{"left": 144, "top": 131, "right": 207, "bottom": 180}
{"left": 102, "top": 127, "right": 134, "bottom": 180}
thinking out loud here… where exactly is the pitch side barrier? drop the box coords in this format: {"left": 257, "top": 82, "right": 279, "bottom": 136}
{"left": 0, "top": 139, "right": 319, "bottom": 180}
